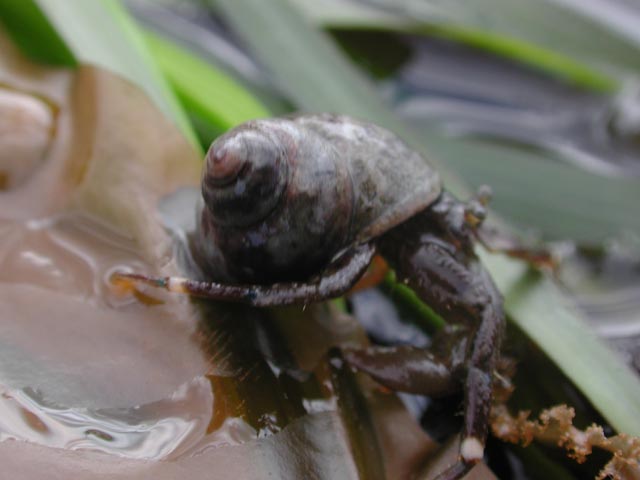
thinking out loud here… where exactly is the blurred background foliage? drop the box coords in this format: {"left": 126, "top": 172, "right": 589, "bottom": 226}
{"left": 1, "top": 0, "right": 640, "bottom": 477}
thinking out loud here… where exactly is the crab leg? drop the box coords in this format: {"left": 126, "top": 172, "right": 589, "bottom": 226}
{"left": 346, "top": 199, "right": 505, "bottom": 480}
{"left": 473, "top": 225, "right": 556, "bottom": 270}
{"left": 343, "top": 325, "right": 471, "bottom": 397}
{"left": 112, "top": 242, "right": 376, "bottom": 307}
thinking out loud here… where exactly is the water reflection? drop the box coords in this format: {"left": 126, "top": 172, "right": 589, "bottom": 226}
{"left": 0, "top": 378, "right": 212, "bottom": 460}
{"left": 0, "top": 212, "right": 215, "bottom": 458}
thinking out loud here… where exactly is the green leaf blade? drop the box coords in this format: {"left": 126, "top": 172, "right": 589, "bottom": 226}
{"left": 143, "top": 30, "right": 270, "bottom": 133}
{"left": 0, "top": 0, "right": 76, "bottom": 66}
{"left": 294, "top": 0, "right": 640, "bottom": 91}
{"left": 31, "top": 0, "right": 200, "bottom": 151}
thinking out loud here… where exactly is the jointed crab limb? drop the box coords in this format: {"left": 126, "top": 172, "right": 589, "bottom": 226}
{"left": 343, "top": 345, "right": 460, "bottom": 398}
{"left": 473, "top": 226, "right": 557, "bottom": 270}
{"left": 343, "top": 324, "right": 473, "bottom": 397}
{"left": 112, "top": 242, "right": 376, "bottom": 307}
{"left": 353, "top": 197, "right": 507, "bottom": 477}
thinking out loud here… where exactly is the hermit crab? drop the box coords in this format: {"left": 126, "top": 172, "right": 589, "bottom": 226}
{"left": 117, "top": 114, "right": 548, "bottom": 479}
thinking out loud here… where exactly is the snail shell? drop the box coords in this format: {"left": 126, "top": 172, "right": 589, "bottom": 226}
{"left": 194, "top": 114, "right": 441, "bottom": 284}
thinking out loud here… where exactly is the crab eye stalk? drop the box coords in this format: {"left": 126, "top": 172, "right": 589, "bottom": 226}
{"left": 201, "top": 128, "right": 288, "bottom": 227}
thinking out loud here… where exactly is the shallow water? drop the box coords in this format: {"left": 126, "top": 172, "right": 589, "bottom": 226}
{"left": 0, "top": 212, "right": 219, "bottom": 459}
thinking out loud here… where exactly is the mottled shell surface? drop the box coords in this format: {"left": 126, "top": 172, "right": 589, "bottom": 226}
{"left": 292, "top": 114, "right": 442, "bottom": 243}
{"left": 195, "top": 114, "right": 441, "bottom": 284}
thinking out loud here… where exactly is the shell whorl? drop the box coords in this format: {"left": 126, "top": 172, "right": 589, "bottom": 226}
{"left": 195, "top": 118, "right": 354, "bottom": 283}
{"left": 201, "top": 123, "right": 289, "bottom": 228}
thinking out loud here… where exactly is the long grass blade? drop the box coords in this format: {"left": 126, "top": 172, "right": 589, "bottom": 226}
{"left": 291, "top": 0, "right": 618, "bottom": 92}
{"left": 143, "top": 30, "right": 269, "bottom": 133}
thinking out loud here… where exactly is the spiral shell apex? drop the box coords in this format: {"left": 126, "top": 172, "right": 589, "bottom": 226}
{"left": 201, "top": 125, "right": 288, "bottom": 227}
